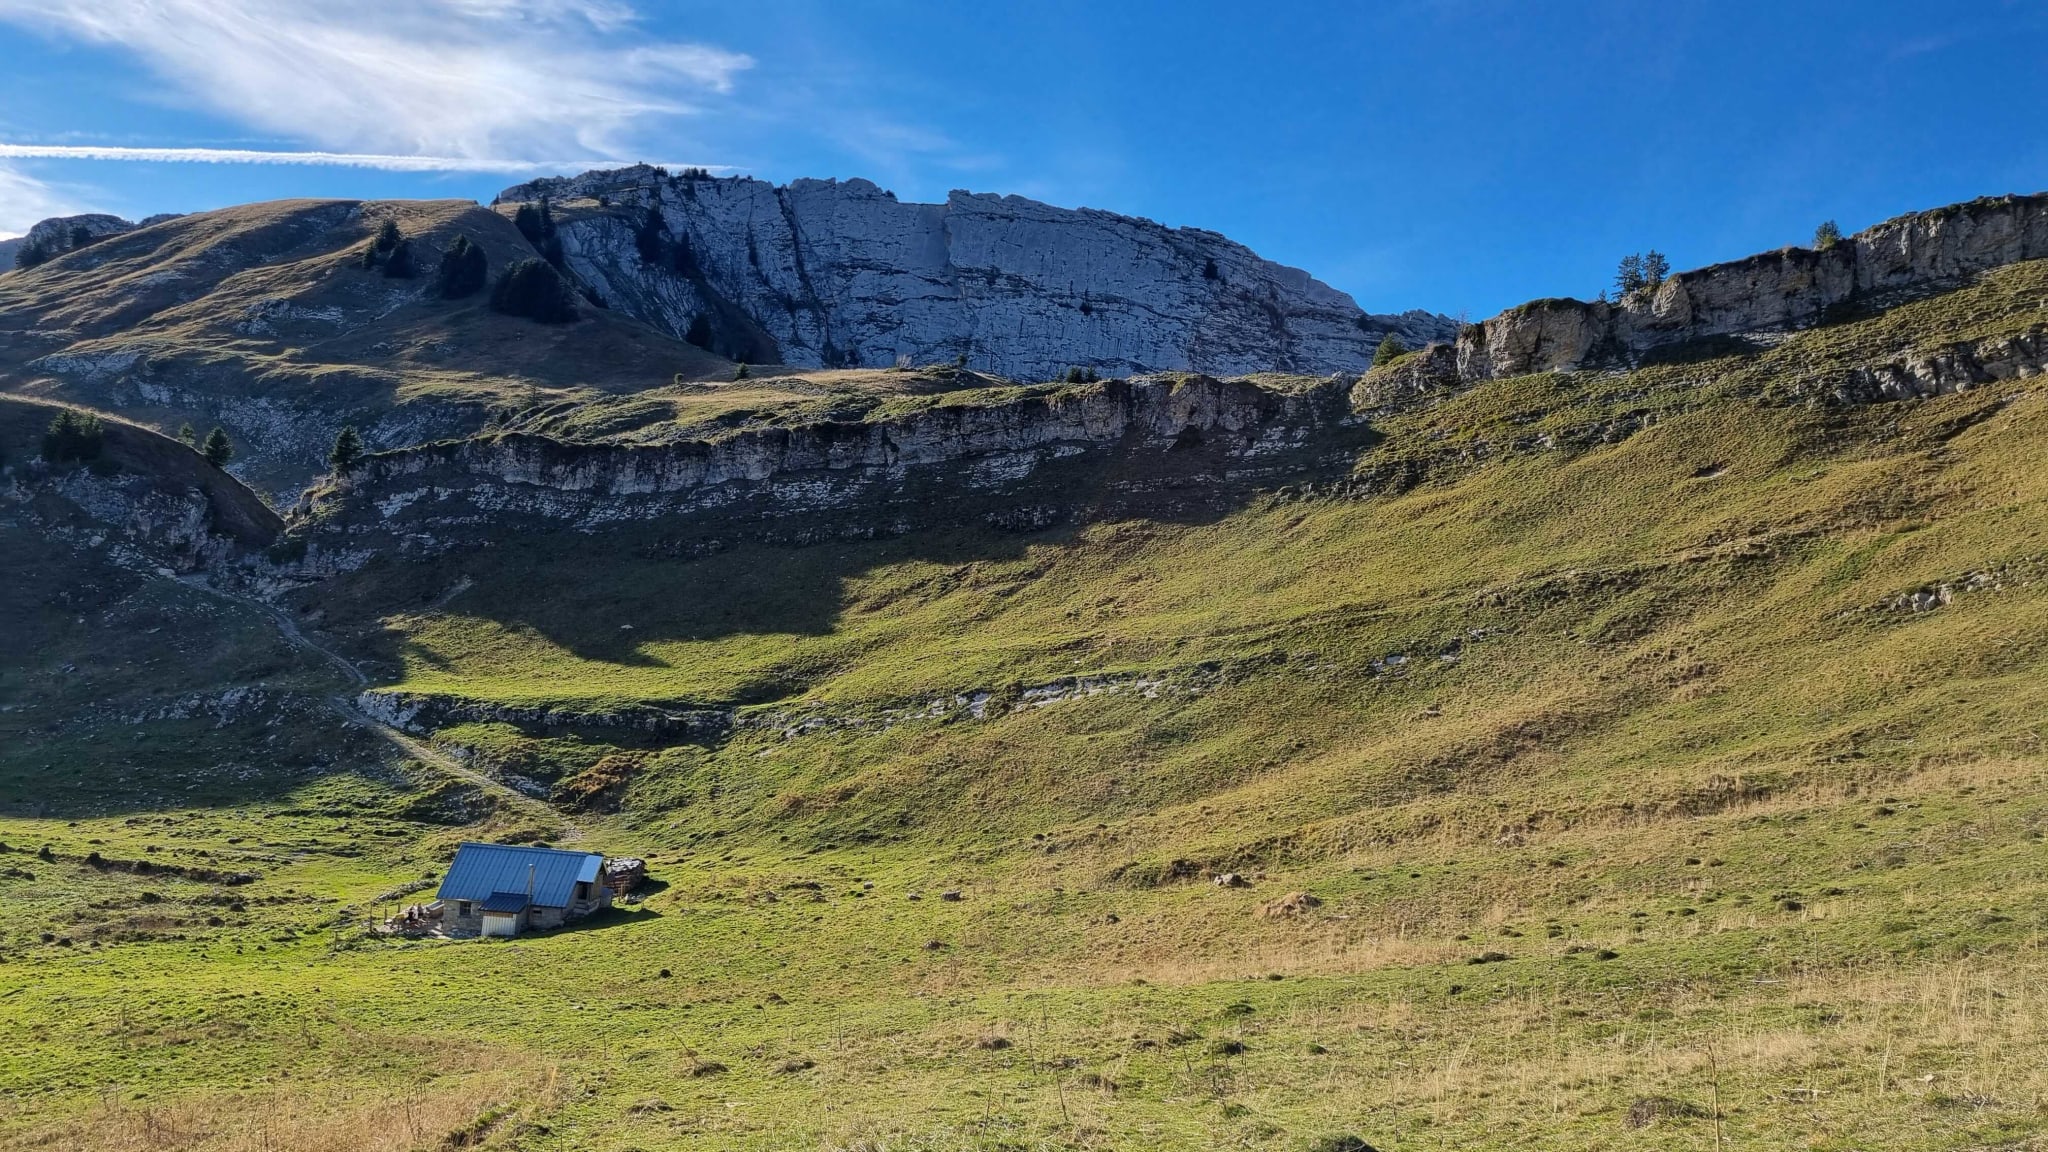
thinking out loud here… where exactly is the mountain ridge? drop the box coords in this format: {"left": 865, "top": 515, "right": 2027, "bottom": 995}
{"left": 7, "top": 177, "right": 2048, "bottom": 1150}
{"left": 1451, "top": 191, "right": 2048, "bottom": 380}
{"left": 494, "top": 165, "right": 1455, "bottom": 380}
{"left": 6, "top": 185, "right": 2044, "bottom": 514}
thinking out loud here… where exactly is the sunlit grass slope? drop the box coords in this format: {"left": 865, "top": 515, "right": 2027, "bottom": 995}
{"left": 3, "top": 261, "right": 2046, "bottom": 1150}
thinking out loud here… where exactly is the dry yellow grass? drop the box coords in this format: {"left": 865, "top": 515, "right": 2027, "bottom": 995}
{"left": 3, "top": 1055, "right": 558, "bottom": 1152}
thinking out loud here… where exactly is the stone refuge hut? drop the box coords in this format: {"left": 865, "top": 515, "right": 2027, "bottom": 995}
{"left": 436, "top": 842, "right": 612, "bottom": 937}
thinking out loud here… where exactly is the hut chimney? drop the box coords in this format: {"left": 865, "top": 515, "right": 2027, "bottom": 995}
{"left": 526, "top": 863, "right": 535, "bottom": 902}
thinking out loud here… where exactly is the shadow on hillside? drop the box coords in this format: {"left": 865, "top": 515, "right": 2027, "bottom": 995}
{"left": 317, "top": 428, "right": 1375, "bottom": 701}
{"left": 559, "top": 904, "right": 663, "bottom": 935}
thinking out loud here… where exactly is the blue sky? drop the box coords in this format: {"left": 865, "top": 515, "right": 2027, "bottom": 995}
{"left": 0, "top": 0, "right": 2042, "bottom": 318}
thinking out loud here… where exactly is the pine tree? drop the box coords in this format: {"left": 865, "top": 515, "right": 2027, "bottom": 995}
{"left": 1615, "top": 253, "right": 1646, "bottom": 297}
{"left": 634, "top": 205, "right": 667, "bottom": 265}
{"left": 1373, "top": 334, "right": 1407, "bottom": 368}
{"left": 488, "top": 258, "right": 579, "bottom": 324}
{"left": 382, "top": 237, "right": 416, "bottom": 279}
{"left": 733, "top": 362, "right": 750, "bottom": 380}
{"left": 1813, "top": 220, "right": 1842, "bottom": 250}
{"left": 534, "top": 199, "right": 565, "bottom": 268}
{"left": 436, "top": 235, "right": 489, "bottom": 299}
{"left": 199, "top": 427, "right": 233, "bottom": 467}
{"left": 357, "top": 244, "right": 380, "bottom": 271}
{"left": 177, "top": 423, "right": 197, "bottom": 447}
{"left": 328, "top": 425, "right": 365, "bottom": 471}
{"left": 375, "top": 219, "right": 402, "bottom": 253}
{"left": 513, "top": 204, "right": 545, "bottom": 245}
{"left": 1642, "top": 250, "right": 1670, "bottom": 288}
{"left": 41, "top": 409, "right": 104, "bottom": 463}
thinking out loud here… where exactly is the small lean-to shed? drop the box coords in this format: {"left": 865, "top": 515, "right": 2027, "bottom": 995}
{"left": 436, "top": 843, "right": 611, "bottom": 938}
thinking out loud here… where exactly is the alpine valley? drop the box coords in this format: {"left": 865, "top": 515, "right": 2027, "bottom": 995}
{"left": 2, "top": 170, "right": 2046, "bottom": 1152}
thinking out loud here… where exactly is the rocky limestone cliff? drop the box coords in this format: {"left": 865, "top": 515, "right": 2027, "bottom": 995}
{"left": 297, "top": 374, "right": 1361, "bottom": 560}
{"left": 1456, "top": 193, "right": 2048, "bottom": 379}
{"left": 1830, "top": 325, "right": 2048, "bottom": 403}
{"left": 1, "top": 214, "right": 133, "bottom": 272}
{"left": 496, "top": 166, "right": 1453, "bottom": 381}
{"left": 0, "top": 397, "right": 280, "bottom": 574}
{"left": 0, "top": 198, "right": 726, "bottom": 499}
{"left": 14, "top": 212, "right": 183, "bottom": 262}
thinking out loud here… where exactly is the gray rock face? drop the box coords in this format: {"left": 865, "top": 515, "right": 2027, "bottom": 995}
{"left": 298, "top": 374, "right": 1361, "bottom": 559}
{"left": 23, "top": 213, "right": 139, "bottom": 255}
{"left": 12, "top": 212, "right": 185, "bottom": 264}
{"left": 1455, "top": 193, "right": 2048, "bottom": 379}
{"left": 1831, "top": 326, "right": 2048, "bottom": 403}
{"left": 1351, "top": 343, "right": 1462, "bottom": 413}
{"left": 359, "top": 690, "right": 732, "bottom": 739}
{"left": 2, "top": 214, "right": 134, "bottom": 271}
{"left": 4, "top": 455, "right": 264, "bottom": 575}
{"left": 496, "top": 166, "right": 1453, "bottom": 381}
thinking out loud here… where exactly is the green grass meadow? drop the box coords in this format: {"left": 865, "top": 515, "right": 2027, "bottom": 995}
{"left": 4, "top": 263, "right": 2048, "bottom": 1149}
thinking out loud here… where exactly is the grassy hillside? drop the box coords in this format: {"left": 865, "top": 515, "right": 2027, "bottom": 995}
{"left": 0, "top": 199, "right": 736, "bottom": 499}
{"left": 2, "top": 261, "right": 2046, "bottom": 1150}
{"left": 0, "top": 200, "right": 1095, "bottom": 504}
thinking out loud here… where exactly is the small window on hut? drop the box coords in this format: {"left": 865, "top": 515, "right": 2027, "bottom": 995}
{"left": 575, "top": 881, "right": 590, "bottom": 900}
{"left": 458, "top": 900, "right": 473, "bottom": 917}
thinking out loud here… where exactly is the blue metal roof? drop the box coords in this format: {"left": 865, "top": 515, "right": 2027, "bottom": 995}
{"left": 438, "top": 843, "right": 603, "bottom": 909}
{"left": 479, "top": 891, "right": 531, "bottom": 914}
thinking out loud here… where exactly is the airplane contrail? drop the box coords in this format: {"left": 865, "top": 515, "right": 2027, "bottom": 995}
{"left": 0, "top": 144, "right": 727, "bottom": 174}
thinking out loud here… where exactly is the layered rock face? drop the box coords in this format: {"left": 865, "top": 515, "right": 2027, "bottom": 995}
{"left": 1832, "top": 326, "right": 2048, "bottom": 402}
{"left": 14, "top": 212, "right": 182, "bottom": 261}
{"left": 1, "top": 398, "right": 281, "bottom": 574}
{"left": 297, "top": 374, "right": 1360, "bottom": 559}
{"left": 2, "top": 214, "right": 134, "bottom": 271}
{"left": 1456, "top": 193, "right": 2048, "bottom": 379}
{"left": 496, "top": 166, "right": 1453, "bottom": 380}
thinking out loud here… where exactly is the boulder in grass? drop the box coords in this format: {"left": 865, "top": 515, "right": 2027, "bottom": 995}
{"left": 1257, "top": 891, "right": 1322, "bottom": 919}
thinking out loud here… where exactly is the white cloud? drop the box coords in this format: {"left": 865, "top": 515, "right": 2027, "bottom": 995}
{"left": 0, "top": 143, "right": 729, "bottom": 174}
{"left": 0, "top": 160, "right": 86, "bottom": 235}
{"left": 0, "top": 0, "right": 752, "bottom": 162}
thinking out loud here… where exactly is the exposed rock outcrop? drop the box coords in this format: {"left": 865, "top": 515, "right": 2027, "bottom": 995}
{"left": 7, "top": 212, "right": 184, "bottom": 268}
{"left": 496, "top": 166, "right": 1453, "bottom": 380}
{"left": 0, "top": 199, "right": 723, "bottom": 499}
{"left": 358, "top": 690, "right": 732, "bottom": 739}
{"left": 296, "top": 374, "right": 1363, "bottom": 559}
{"left": 1351, "top": 343, "right": 1462, "bottom": 412}
{"left": 1830, "top": 326, "right": 2048, "bottom": 402}
{"left": 1455, "top": 193, "right": 2048, "bottom": 379}
{"left": 0, "top": 397, "right": 281, "bottom": 573}
{"left": 25, "top": 213, "right": 139, "bottom": 253}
